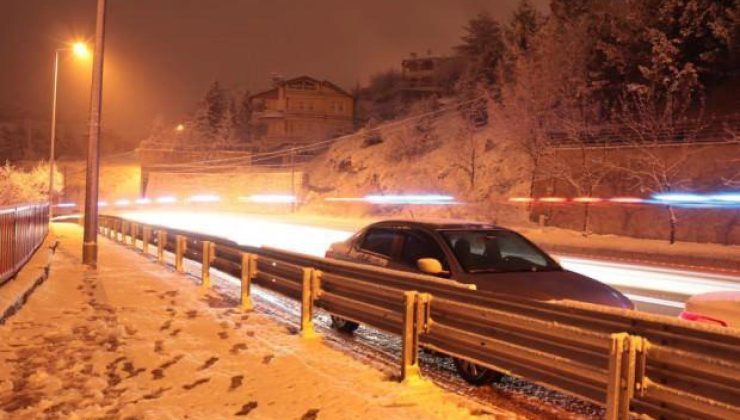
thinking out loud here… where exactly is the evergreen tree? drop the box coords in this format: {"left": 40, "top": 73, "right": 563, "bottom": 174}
{"left": 455, "top": 13, "right": 506, "bottom": 94}
{"left": 506, "top": 0, "right": 544, "bottom": 54}
{"left": 503, "top": 0, "right": 545, "bottom": 84}
{"left": 592, "top": 0, "right": 736, "bottom": 115}
{"left": 193, "top": 81, "right": 228, "bottom": 143}
{"left": 234, "top": 90, "right": 253, "bottom": 143}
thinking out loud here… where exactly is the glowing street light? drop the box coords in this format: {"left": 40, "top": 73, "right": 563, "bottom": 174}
{"left": 49, "top": 40, "right": 90, "bottom": 218}
{"left": 72, "top": 41, "right": 91, "bottom": 59}
{"left": 176, "top": 123, "right": 185, "bottom": 132}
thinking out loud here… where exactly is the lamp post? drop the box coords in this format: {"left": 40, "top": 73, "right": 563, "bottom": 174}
{"left": 49, "top": 42, "right": 89, "bottom": 218}
{"left": 82, "top": 0, "right": 108, "bottom": 267}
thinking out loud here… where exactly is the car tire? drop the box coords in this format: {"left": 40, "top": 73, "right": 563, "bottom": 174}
{"left": 453, "top": 358, "right": 503, "bottom": 385}
{"left": 330, "top": 315, "right": 360, "bottom": 333}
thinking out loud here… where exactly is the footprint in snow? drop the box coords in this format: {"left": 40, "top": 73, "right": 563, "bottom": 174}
{"left": 142, "top": 386, "right": 170, "bottom": 400}
{"left": 158, "top": 354, "right": 184, "bottom": 370}
{"left": 159, "top": 320, "right": 172, "bottom": 331}
{"left": 198, "top": 357, "right": 219, "bottom": 371}
{"left": 182, "top": 377, "right": 210, "bottom": 391}
{"left": 151, "top": 369, "right": 164, "bottom": 380}
{"left": 301, "top": 408, "right": 320, "bottom": 420}
{"left": 262, "top": 355, "right": 273, "bottom": 365}
{"left": 229, "top": 375, "right": 244, "bottom": 391}
{"left": 218, "top": 331, "right": 229, "bottom": 340}
{"left": 235, "top": 401, "right": 258, "bottom": 416}
{"left": 230, "top": 343, "right": 248, "bottom": 355}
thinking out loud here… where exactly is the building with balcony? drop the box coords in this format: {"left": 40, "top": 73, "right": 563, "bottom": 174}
{"left": 249, "top": 76, "right": 355, "bottom": 152}
{"left": 400, "top": 53, "right": 463, "bottom": 97}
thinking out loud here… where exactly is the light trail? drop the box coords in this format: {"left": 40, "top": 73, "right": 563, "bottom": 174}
{"left": 119, "top": 210, "right": 740, "bottom": 314}
{"left": 557, "top": 256, "right": 740, "bottom": 297}
{"left": 122, "top": 210, "right": 351, "bottom": 257}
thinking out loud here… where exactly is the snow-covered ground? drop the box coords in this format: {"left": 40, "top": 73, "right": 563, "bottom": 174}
{"left": 0, "top": 223, "right": 511, "bottom": 419}
{"left": 119, "top": 210, "right": 740, "bottom": 315}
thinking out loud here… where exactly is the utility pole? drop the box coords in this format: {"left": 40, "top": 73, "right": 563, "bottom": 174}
{"left": 290, "top": 147, "right": 296, "bottom": 212}
{"left": 48, "top": 50, "right": 60, "bottom": 218}
{"left": 82, "top": 0, "right": 108, "bottom": 267}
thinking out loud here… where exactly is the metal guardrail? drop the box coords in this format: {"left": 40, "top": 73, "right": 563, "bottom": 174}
{"left": 0, "top": 204, "right": 49, "bottom": 285}
{"left": 99, "top": 215, "right": 740, "bottom": 420}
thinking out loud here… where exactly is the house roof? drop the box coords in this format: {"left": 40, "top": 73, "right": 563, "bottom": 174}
{"left": 250, "top": 76, "right": 352, "bottom": 99}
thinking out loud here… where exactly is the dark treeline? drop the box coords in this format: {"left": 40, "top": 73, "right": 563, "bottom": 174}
{"left": 143, "top": 0, "right": 738, "bottom": 151}
{"left": 363, "top": 0, "right": 737, "bottom": 126}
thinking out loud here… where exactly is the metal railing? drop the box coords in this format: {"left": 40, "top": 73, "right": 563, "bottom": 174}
{"left": 100, "top": 215, "right": 740, "bottom": 420}
{"left": 0, "top": 203, "right": 49, "bottom": 285}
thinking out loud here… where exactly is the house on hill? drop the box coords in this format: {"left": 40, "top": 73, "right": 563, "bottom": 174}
{"left": 249, "top": 76, "right": 355, "bottom": 153}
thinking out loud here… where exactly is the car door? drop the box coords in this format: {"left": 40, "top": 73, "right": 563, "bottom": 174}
{"left": 352, "top": 227, "right": 403, "bottom": 268}
{"left": 391, "top": 229, "right": 450, "bottom": 275}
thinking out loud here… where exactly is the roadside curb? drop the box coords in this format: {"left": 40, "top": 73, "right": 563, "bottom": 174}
{"left": 0, "top": 237, "right": 58, "bottom": 324}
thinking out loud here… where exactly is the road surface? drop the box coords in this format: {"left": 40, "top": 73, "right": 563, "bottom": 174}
{"left": 118, "top": 210, "right": 740, "bottom": 316}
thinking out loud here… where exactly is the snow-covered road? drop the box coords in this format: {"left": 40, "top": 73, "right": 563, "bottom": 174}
{"left": 119, "top": 210, "right": 740, "bottom": 315}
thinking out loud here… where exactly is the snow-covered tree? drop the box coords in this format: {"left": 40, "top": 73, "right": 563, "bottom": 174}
{"left": 192, "top": 81, "right": 228, "bottom": 144}
{"left": 607, "top": 94, "right": 709, "bottom": 243}
{"left": 455, "top": 12, "right": 506, "bottom": 98}
{"left": 0, "top": 162, "right": 62, "bottom": 205}
{"left": 505, "top": 0, "right": 544, "bottom": 56}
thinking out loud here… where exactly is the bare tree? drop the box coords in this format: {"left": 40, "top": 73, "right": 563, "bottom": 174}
{"left": 453, "top": 122, "right": 485, "bottom": 190}
{"left": 543, "top": 116, "right": 611, "bottom": 235}
{"left": 608, "top": 95, "right": 707, "bottom": 244}
{"left": 722, "top": 124, "right": 740, "bottom": 187}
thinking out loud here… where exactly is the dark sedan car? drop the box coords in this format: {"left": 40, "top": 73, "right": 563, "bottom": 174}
{"left": 325, "top": 219, "right": 634, "bottom": 384}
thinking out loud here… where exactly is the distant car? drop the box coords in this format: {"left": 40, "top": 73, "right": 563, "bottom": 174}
{"left": 325, "top": 219, "right": 634, "bottom": 385}
{"left": 679, "top": 291, "right": 739, "bottom": 328}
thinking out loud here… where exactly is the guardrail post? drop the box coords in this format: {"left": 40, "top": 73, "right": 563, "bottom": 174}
{"left": 606, "top": 333, "right": 636, "bottom": 420}
{"left": 241, "top": 253, "right": 256, "bottom": 310}
{"left": 402, "top": 291, "right": 422, "bottom": 383}
{"left": 129, "top": 223, "right": 137, "bottom": 247}
{"left": 142, "top": 227, "right": 151, "bottom": 255}
{"left": 300, "top": 267, "right": 317, "bottom": 338}
{"left": 121, "top": 221, "right": 128, "bottom": 244}
{"left": 107, "top": 220, "right": 114, "bottom": 240}
{"left": 175, "top": 235, "right": 186, "bottom": 273}
{"left": 201, "top": 241, "right": 215, "bottom": 288}
{"left": 157, "top": 230, "right": 166, "bottom": 263}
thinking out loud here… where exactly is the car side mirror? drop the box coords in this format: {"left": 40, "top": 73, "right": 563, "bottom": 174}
{"left": 417, "top": 258, "right": 448, "bottom": 276}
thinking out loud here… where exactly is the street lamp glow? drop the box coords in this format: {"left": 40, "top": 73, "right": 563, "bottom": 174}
{"left": 72, "top": 42, "right": 90, "bottom": 59}
{"left": 176, "top": 124, "right": 185, "bottom": 132}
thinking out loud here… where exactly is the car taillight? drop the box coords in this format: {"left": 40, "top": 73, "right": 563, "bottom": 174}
{"left": 679, "top": 311, "right": 727, "bottom": 327}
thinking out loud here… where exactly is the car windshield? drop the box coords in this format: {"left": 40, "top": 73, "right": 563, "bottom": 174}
{"left": 440, "top": 229, "right": 560, "bottom": 273}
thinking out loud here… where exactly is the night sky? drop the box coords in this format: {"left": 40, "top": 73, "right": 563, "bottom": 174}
{"left": 1, "top": 0, "right": 548, "bottom": 143}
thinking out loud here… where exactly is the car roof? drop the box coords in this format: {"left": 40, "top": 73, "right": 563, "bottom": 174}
{"left": 369, "top": 218, "right": 504, "bottom": 231}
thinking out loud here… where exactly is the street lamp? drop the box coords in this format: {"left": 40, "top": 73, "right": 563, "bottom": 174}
{"left": 82, "top": 0, "right": 108, "bottom": 267}
{"left": 48, "top": 41, "right": 90, "bottom": 217}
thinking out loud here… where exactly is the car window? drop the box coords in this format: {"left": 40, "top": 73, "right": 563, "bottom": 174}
{"left": 399, "top": 231, "right": 448, "bottom": 269}
{"left": 360, "top": 228, "right": 400, "bottom": 257}
{"left": 440, "top": 229, "right": 558, "bottom": 273}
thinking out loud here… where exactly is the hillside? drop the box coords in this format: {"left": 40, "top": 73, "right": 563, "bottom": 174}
{"left": 301, "top": 107, "right": 534, "bottom": 226}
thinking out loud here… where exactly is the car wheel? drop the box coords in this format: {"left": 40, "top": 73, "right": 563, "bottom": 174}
{"left": 453, "top": 358, "right": 503, "bottom": 385}
{"left": 330, "top": 315, "right": 360, "bottom": 333}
